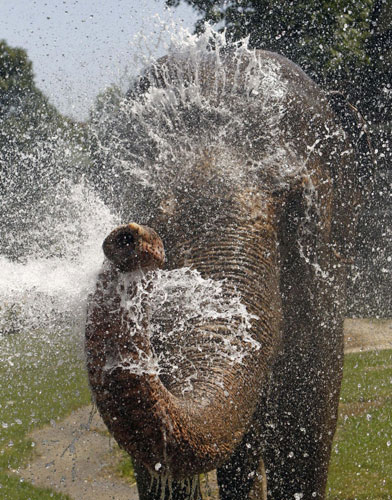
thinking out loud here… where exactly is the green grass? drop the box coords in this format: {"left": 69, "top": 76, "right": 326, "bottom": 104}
{"left": 1, "top": 329, "right": 391, "bottom": 499}
{"left": 0, "top": 330, "right": 91, "bottom": 499}
{"left": 327, "top": 349, "right": 392, "bottom": 499}
{"left": 112, "top": 449, "right": 136, "bottom": 484}
{"left": 0, "top": 474, "right": 71, "bottom": 500}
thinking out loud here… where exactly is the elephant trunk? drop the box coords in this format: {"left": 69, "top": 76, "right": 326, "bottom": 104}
{"left": 86, "top": 214, "right": 282, "bottom": 479}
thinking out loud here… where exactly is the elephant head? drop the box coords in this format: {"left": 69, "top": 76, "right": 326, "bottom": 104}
{"left": 85, "top": 41, "right": 360, "bottom": 499}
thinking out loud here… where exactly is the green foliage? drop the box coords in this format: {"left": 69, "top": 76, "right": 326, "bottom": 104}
{"left": 0, "top": 39, "right": 90, "bottom": 260}
{"left": 92, "top": 85, "right": 123, "bottom": 120}
{"left": 0, "top": 39, "right": 60, "bottom": 130}
{"left": 167, "top": 1, "right": 385, "bottom": 98}
{"left": 0, "top": 40, "right": 34, "bottom": 106}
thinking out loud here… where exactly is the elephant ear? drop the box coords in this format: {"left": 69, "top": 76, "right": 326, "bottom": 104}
{"left": 326, "top": 90, "right": 375, "bottom": 187}
{"left": 322, "top": 91, "right": 374, "bottom": 267}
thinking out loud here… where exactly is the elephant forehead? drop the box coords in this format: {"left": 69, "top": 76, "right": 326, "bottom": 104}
{"left": 155, "top": 189, "right": 278, "bottom": 239}
{"left": 235, "top": 189, "right": 275, "bottom": 222}
{"left": 159, "top": 195, "right": 177, "bottom": 217}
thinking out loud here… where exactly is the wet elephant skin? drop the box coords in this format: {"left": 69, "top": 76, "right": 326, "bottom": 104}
{"left": 85, "top": 50, "right": 360, "bottom": 499}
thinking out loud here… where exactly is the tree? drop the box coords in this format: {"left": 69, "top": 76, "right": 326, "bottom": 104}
{"left": 167, "top": 1, "right": 387, "bottom": 106}
{"left": 0, "top": 40, "right": 88, "bottom": 260}
{"left": 0, "top": 40, "right": 34, "bottom": 105}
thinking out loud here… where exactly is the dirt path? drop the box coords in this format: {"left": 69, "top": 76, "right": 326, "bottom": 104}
{"left": 16, "top": 319, "right": 392, "bottom": 499}
{"left": 17, "top": 406, "right": 140, "bottom": 500}
{"left": 344, "top": 318, "right": 392, "bottom": 353}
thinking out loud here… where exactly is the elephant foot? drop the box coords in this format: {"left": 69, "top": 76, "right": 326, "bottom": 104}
{"left": 102, "top": 222, "right": 165, "bottom": 272}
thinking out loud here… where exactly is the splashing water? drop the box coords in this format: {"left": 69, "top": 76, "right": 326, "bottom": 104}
{"left": 0, "top": 24, "right": 294, "bottom": 370}
{"left": 1, "top": 23, "right": 323, "bottom": 385}
{"left": 0, "top": 181, "right": 118, "bottom": 342}
{"left": 0, "top": 20, "right": 366, "bottom": 500}
{"left": 0, "top": 24, "right": 294, "bottom": 398}
{"left": 0, "top": 22, "right": 327, "bottom": 382}
{"left": 104, "top": 268, "right": 260, "bottom": 386}
{"left": 86, "top": 25, "right": 338, "bottom": 391}
{"left": 89, "top": 24, "right": 309, "bottom": 222}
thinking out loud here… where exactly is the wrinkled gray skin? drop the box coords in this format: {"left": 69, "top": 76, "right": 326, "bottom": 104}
{"left": 86, "top": 50, "right": 360, "bottom": 500}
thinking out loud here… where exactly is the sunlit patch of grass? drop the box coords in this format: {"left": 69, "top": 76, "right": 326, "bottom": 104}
{"left": 327, "top": 349, "right": 392, "bottom": 499}
{"left": 0, "top": 330, "right": 91, "bottom": 498}
{"left": 89, "top": 427, "right": 137, "bottom": 485}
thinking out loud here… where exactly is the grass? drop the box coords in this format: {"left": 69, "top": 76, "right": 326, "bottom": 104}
{"left": 0, "top": 330, "right": 91, "bottom": 499}
{"left": 0, "top": 329, "right": 391, "bottom": 499}
{"left": 111, "top": 448, "right": 137, "bottom": 485}
{"left": 327, "top": 348, "right": 392, "bottom": 499}
{"left": 0, "top": 474, "right": 71, "bottom": 500}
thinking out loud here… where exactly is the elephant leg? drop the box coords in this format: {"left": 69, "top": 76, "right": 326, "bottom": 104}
{"left": 217, "top": 423, "right": 268, "bottom": 500}
{"left": 133, "top": 459, "right": 202, "bottom": 500}
{"left": 260, "top": 344, "right": 343, "bottom": 500}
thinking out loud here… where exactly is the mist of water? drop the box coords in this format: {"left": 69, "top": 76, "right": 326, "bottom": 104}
{"left": 0, "top": 24, "right": 328, "bottom": 380}
{"left": 0, "top": 25, "right": 294, "bottom": 347}
{"left": 0, "top": 181, "right": 118, "bottom": 336}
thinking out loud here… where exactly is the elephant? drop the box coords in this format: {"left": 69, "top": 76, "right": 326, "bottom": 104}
{"left": 85, "top": 44, "right": 361, "bottom": 500}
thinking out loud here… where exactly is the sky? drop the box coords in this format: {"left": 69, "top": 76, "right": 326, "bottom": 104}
{"left": 0, "top": 0, "right": 199, "bottom": 120}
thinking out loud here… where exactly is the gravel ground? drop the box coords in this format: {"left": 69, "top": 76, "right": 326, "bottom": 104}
{"left": 17, "top": 406, "right": 140, "bottom": 500}
{"left": 344, "top": 318, "right": 392, "bottom": 353}
{"left": 16, "top": 318, "right": 392, "bottom": 500}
